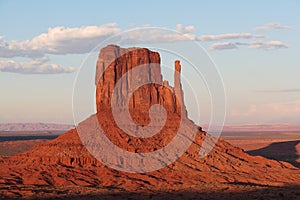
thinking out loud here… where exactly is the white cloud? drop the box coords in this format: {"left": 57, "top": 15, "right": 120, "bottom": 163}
{"left": 176, "top": 24, "right": 196, "bottom": 33}
{"left": 255, "top": 89, "right": 300, "bottom": 93}
{"left": 119, "top": 27, "right": 197, "bottom": 44}
{"left": 0, "top": 23, "right": 121, "bottom": 58}
{"left": 199, "top": 33, "right": 264, "bottom": 41}
{"left": 210, "top": 40, "right": 288, "bottom": 51}
{"left": 0, "top": 23, "right": 291, "bottom": 73}
{"left": 0, "top": 23, "right": 198, "bottom": 74}
{"left": 247, "top": 40, "right": 288, "bottom": 50}
{"left": 0, "top": 24, "right": 198, "bottom": 58}
{"left": 0, "top": 57, "right": 75, "bottom": 74}
{"left": 0, "top": 24, "right": 289, "bottom": 57}
{"left": 254, "top": 22, "right": 292, "bottom": 31}
{"left": 209, "top": 42, "right": 238, "bottom": 50}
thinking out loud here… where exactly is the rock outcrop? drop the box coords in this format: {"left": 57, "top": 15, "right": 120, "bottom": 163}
{"left": 0, "top": 45, "right": 299, "bottom": 198}
{"left": 95, "top": 45, "right": 187, "bottom": 122}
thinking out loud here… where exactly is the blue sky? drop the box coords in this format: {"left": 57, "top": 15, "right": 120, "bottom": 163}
{"left": 0, "top": 0, "right": 299, "bottom": 125}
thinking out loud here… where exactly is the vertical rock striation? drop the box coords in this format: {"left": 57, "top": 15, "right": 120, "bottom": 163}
{"left": 95, "top": 45, "right": 188, "bottom": 124}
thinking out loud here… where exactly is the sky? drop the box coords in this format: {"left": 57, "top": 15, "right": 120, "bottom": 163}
{"left": 0, "top": 0, "right": 300, "bottom": 125}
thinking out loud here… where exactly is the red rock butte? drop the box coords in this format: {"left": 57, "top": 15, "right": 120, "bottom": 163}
{"left": 0, "top": 45, "right": 299, "bottom": 198}
{"left": 95, "top": 45, "right": 187, "bottom": 120}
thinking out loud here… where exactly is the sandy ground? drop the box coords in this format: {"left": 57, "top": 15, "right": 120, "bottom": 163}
{"left": 0, "top": 131, "right": 62, "bottom": 156}
{"left": 1, "top": 184, "right": 300, "bottom": 200}
{"left": 0, "top": 139, "right": 48, "bottom": 156}
{"left": 221, "top": 131, "right": 300, "bottom": 167}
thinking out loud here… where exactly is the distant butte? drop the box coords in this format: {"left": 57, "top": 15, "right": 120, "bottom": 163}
{"left": 0, "top": 45, "right": 299, "bottom": 199}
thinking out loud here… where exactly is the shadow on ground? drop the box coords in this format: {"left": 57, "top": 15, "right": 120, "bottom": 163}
{"left": 35, "top": 185, "right": 300, "bottom": 200}
{"left": 248, "top": 140, "right": 300, "bottom": 168}
{"left": 1, "top": 185, "right": 300, "bottom": 200}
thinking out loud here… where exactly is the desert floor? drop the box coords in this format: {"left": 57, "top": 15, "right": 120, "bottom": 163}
{"left": 0, "top": 130, "right": 299, "bottom": 199}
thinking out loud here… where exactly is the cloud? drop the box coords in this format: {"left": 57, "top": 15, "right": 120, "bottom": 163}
{"left": 255, "top": 89, "right": 300, "bottom": 93}
{"left": 210, "top": 40, "right": 288, "bottom": 51}
{"left": 176, "top": 24, "right": 196, "bottom": 33}
{"left": 0, "top": 23, "right": 197, "bottom": 74}
{"left": 209, "top": 42, "right": 238, "bottom": 50}
{"left": 247, "top": 40, "right": 288, "bottom": 50}
{"left": 0, "top": 23, "right": 121, "bottom": 58}
{"left": 199, "top": 33, "right": 264, "bottom": 41}
{"left": 118, "top": 27, "right": 197, "bottom": 44}
{"left": 0, "top": 23, "right": 291, "bottom": 73}
{"left": 0, "top": 57, "right": 75, "bottom": 74}
{"left": 2, "top": 24, "right": 284, "bottom": 58}
{"left": 0, "top": 23, "right": 198, "bottom": 59}
{"left": 254, "top": 22, "right": 292, "bottom": 31}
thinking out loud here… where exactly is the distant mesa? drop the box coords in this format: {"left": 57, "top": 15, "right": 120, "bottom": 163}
{"left": 0, "top": 123, "right": 74, "bottom": 132}
{"left": 0, "top": 45, "right": 299, "bottom": 198}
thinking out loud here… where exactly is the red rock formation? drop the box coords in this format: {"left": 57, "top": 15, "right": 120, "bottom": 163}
{"left": 95, "top": 45, "right": 185, "bottom": 122}
{"left": 0, "top": 45, "right": 299, "bottom": 198}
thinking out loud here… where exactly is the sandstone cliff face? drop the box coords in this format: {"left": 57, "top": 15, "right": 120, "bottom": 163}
{"left": 95, "top": 45, "right": 187, "bottom": 123}
{"left": 0, "top": 45, "right": 299, "bottom": 198}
